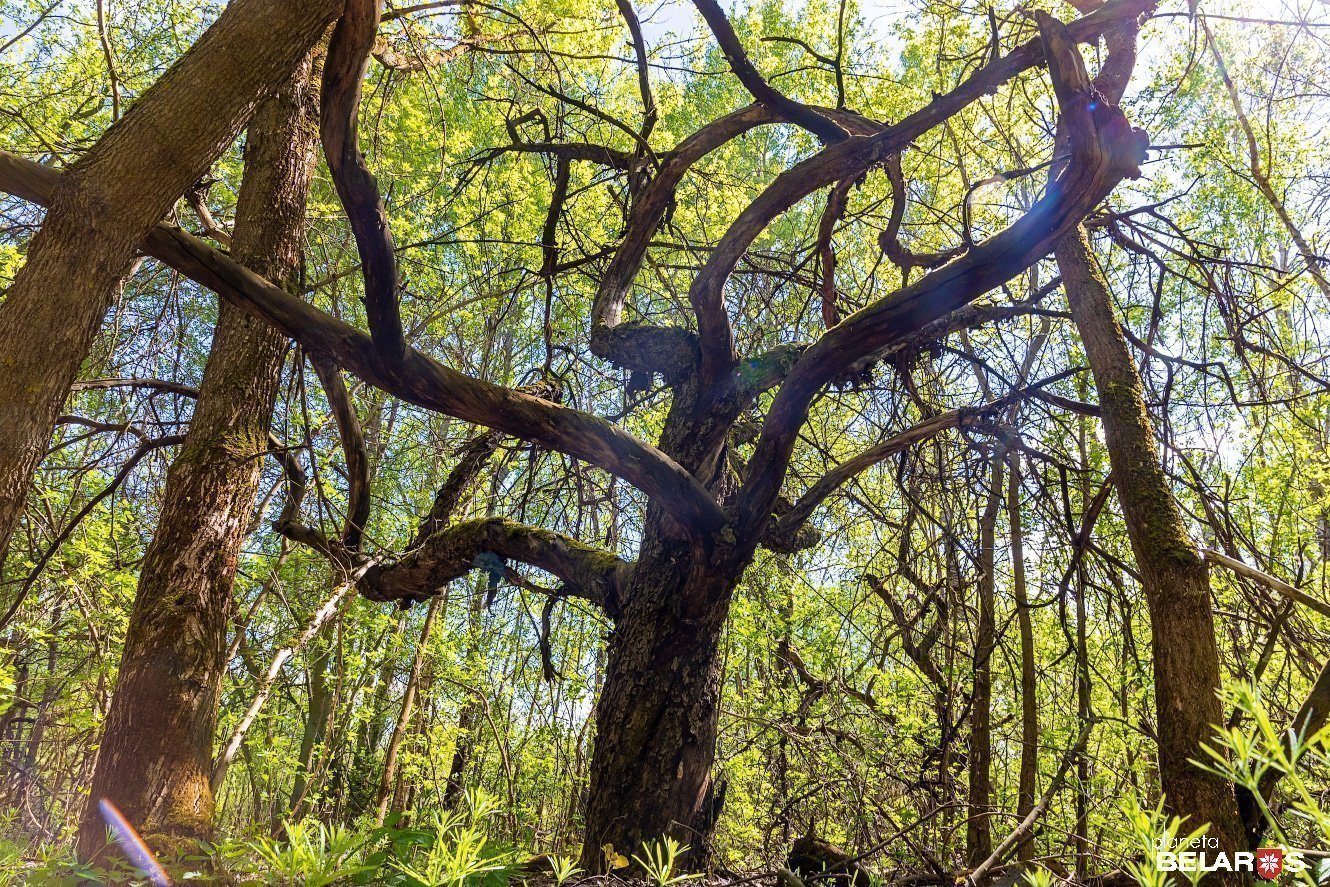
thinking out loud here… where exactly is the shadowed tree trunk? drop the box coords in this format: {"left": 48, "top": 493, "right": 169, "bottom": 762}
{"left": 444, "top": 583, "right": 487, "bottom": 810}
{"left": 375, "top": 594, "right": 443, "bottom": 825}
{"left": 76, "top": 56, "right": 321, "bottom": 864}
{"left": 290, "top": 622, "right": 335, "bottom": 818}
{"left": 1056, "top": 227, "right": 1246, "bottom": 861}
{"left": 580, "top": 519, "right": 736, "bottom": 869}
{"left": 0, "top": 0, "right": 340, "bottom": 568}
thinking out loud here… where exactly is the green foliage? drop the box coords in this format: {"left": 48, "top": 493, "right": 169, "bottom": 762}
{"left": 631, "top": 837, "right": 702, "bottom": 887}
{"left": 244, "top": 821, "right": 377, "bottom": 886}
{"left": 2, "top": 0, "right": 1330, "bottom": 878}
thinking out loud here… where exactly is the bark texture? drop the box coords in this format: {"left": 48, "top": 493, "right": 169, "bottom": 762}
{"left": 1056, "top": 227, "right": 1245, "bottom": 858}
{"left": 579, "top": 521, "right": 735, "bottom": 870}
{"left": 1009, "top": 450, "right": 1039, "bottom": 863}
{"left": 0, "top": 0, "right": 340, "bottom": 566}
{"left": 76, "top": 58, "right": 320, "bottom": 863}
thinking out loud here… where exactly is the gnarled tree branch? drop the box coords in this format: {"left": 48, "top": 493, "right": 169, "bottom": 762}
{"left": 0, "top": 150, "right": 729, "bottom": 544}
{"left": 362, "top": 517, "right": 632, "bottom": 617}
{"left": 733, "top": 9, "right": 1150, "bottom": 545}
{"left": 323, "top": 0, "right": 407, "bottom": 363}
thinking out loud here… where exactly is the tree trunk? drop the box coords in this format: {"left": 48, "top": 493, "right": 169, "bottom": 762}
{"left": 580, "top": 519, "right": 735, "bottom": 871}
{"left": 444, "top": 585, "right": 487, "bottom": 810}
{"left": 0, "top": 0, "right": 339, "bottom": 567}
{"left": 966, "top": 459, "right": 1001, "bottom": 867}
{"left": 290, "top": 623, "right": 335, "bottom": 818}
{"left": 76, "top": 57, "right": 320, "bottom": 864}
{"left": 1009, "top": 450, "right": 1038, "bottom": 863}
{"left": 1057, "top": 227, "right": 1246, "bottom": 857}
{"left": 375, "top": 594, "right": 442, "bottom": 825}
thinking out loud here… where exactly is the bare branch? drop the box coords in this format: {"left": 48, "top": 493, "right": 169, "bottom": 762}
{"left": 310, "top": 357, "right": 371, "bottom": 550}
{"left": 691, "top": 0, "right": 848, "bottom": 144}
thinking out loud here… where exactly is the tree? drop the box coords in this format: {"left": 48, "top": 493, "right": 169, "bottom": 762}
{"left": 0, "top": 0, "right": 1152, "bottom": 863}
{"left": 1052, "top": 2, "right": 1247, "bottom": 859}
{"left": 75, "top": 49, "right": 323, "bottom": 863}
{"left": 0, "top": 0, "right": 341, "bottom": 569}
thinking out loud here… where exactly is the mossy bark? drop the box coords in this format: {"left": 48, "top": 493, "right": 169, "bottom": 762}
{"left": 966, "top": 458, "right": 1001, "bottom": 867}
{"left": 76, "top": 59, "right": 320, "bottom": 864}
{"left": 1057, "top": 227, "right": 1245, "bottom": 865}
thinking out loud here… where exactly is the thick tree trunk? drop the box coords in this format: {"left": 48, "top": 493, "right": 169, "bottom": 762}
{"left": 1057, "top": 227, "right": 1246, "bottom": 857}
{"left": 0, "top": 0, "right": 339, "bottom": 567}
{"left": 580, "top": 520, "right": 735, "bottom": 871}
{"left": 76, "top": 58, "right": 320, "bottom": 864}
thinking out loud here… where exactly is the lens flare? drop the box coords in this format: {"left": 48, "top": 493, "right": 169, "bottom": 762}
{"left": 98, "top": 798, "right": 171, "bottom": 886}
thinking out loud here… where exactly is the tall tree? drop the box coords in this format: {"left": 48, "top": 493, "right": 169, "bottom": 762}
{"left": 1053, "top": 0, "right": 1246, "bottom": 858}
{"left": 75, "top": 53, "right": 322, "bottom": 863}
{"left": 1057, "top": 228, "right": 1247, "bottom": 859}
{"left": 0, "top": 0, "right": 341, "bottom": 568}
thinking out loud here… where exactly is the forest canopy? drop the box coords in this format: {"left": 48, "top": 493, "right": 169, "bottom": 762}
{"left": 0, "top": 0, "right": 1328, "bottom": 883}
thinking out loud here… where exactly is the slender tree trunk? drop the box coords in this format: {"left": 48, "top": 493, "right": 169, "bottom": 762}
{"left": 966, "top": 459, "right": 1001, "bottom": 867}
{"left": 1074, "top": 406, "right": 1093, "bottom": 881}
{"left": 375, "top": 594, "right": 442, "bottom": 825}
{"left": 290, "top": 623, "right": 335, "bottom": 817}
{"left": 1009, "top": 450, "right": 1038, "bottom": 863}
{"left": 444, "top": 585, "right": 487, "bottom": 810}
{"left": 1057, "top": 227, "right": 1246, "bottom": 859}
{"left": 76, "top": 57, "right": 320, "bottom": 864}
{"left": 0, "top": 0, "right": 339, "bottom": 567}
{"left": 580, "top": 517, "right": 736, "bottom": 871}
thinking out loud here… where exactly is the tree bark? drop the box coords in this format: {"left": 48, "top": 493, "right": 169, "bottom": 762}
{"left": 0, "top": 0, "right": 340, "bottom": 567}
{"left": 289, "top": 623, "right": 335, "bottom": 818}
{"left": 444, "top": 583, "right": 487, "bottom": 810}
{"left": 579, "top": 517, "right": 736, "bottom": 871}
{"left": 76, "top": 54, "right": 320, "bottom": 864}
{"left": 1056, "top": 227, "right": 1246, "bottom": 858}
{"left": 966, "top": 460, "right": 1001, "bottom": 867}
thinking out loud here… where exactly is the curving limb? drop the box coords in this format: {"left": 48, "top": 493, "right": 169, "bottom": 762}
{"left": 732, "top": 7, "right": 1151, "bottom": 544}
{"left": 686, "top": 0, "right": 1155, "bottom": 389}
{"left": 0, "top": 150, "right": 729, "bottom": 544}
{"left": 690, "top": 0, "right": 848, "bottom": 145}
{"left": 362, "top": 517, "right": 633, "bottom": 617}
{"left": 589, "top": 104, "right": 878, "bottom": 379}
{"left": 322, "top": 0, "right": 406, "bottom": 363}
{"left": 881, "top": 152, "right": 965, "bottom": 282}
{"left": 310, "top": 357, "right": 372, "bottom": 550}
{"left": 770, "top": 373, "right": 1089, "bottom": 543}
